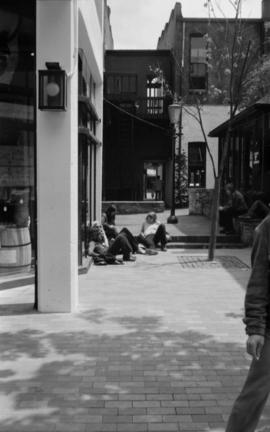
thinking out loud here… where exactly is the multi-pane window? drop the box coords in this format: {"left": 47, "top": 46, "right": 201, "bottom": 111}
{"left": 78, "top": 50, "right": 99, "bottom": 265}
{"left": 78, "top": 51, "right": 97, "bottom": 135}
{"left": 106, "top": 74, "right": 137, "bottom": 95}
{"left": 146, "top": 76, "right": 164, "bottom": 115}
{"left": 189, "top": 35, "right": 207, "bottom": 91}
{"left": 0, "top": 0, "right": 36, "bottom": 280}
{"left": 188, "top": 142, "right": 206, "bottom": 187}
{"left": 78, "top": 50, "right": 96, "bottom": 103}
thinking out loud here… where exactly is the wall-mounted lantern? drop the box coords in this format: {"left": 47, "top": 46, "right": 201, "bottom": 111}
{"left": 38, "top": 62, "right": 67, "bottom": 111}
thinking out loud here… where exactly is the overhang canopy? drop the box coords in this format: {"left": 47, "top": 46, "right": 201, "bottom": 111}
{"left": 208, "top": 95, "right": 270, "bottom": 137}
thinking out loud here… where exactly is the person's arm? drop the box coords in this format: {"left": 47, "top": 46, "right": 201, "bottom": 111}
{"left": 232, "top": 191, "right": 248, "bottom": 213}
{"left": 88, "top": 241, "right": 97, "bottom": 255}
{"left": 244, "top": 221, "right": 270, "bottom": 337}
{"left": 140, "top": 222, "right": 146, "bottom": 237}
{"left": 100, "top": 226, "right": 109, "bottom": 247}
{"left": 222, "top": 198, "right": 233, "bottom": 210}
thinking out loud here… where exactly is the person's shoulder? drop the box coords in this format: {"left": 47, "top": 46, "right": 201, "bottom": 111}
{"left": 255, "top": 214, "right": 270, "bottom": 235}
{"left": 234, "top": 190, "right": 244, "bottom": 198}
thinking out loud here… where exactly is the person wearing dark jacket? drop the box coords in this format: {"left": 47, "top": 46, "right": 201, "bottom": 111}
{"left": 88, "top": 221, "right": 136, "bottom": 263}
{"left": 219, "top": 183, "right": 248, "bottom": 234}
{"left": 101, "top": 210, "right": 139, "bottom": 255}
{"left": 225, "top": 214, "right": 270, "bottom": 431}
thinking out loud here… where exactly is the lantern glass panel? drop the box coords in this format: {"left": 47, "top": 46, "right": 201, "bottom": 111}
{"left": 168, "top": 103, "right": 181, "bottom": 124}
{"left": 39, "top": 70, "right": 66, "bottom": 110}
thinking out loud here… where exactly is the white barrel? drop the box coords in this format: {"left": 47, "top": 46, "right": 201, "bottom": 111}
{"left": 0, "top": 227, "right": 32, "bottom": 272}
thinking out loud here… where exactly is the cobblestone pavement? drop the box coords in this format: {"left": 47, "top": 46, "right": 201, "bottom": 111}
{"left": 1, "top": 248, "right": 270, "bottom": 432}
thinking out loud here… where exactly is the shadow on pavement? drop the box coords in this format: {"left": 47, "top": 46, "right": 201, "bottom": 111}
{"left": 1, "top": 311, "right": 270, "bottom": 431}
{"left": 0, "top": 303, "right": 36, "bottom": 316}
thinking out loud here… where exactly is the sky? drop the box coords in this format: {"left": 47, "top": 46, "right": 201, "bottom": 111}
{"left": 107, "top": 0, "right": 262, "bottom": 49}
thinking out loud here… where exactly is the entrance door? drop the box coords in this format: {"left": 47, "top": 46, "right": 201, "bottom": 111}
{"left": 143, "top": 162, "right": 164, "bottom": 200}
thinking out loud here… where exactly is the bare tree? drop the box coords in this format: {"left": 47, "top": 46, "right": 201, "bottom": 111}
{"left": 149, "top": 1, "right": 261, "bottom": 259}
{"left": 186, "top": 0, "right": 258, "bottom": 260}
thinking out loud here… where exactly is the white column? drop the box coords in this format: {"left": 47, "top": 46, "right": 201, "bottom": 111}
{"left": 36, "top": 0, "right": 78, "bottom": 312}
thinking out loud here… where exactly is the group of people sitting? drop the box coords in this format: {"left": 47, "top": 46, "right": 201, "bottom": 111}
{"left": 88, "top": 206, "right": 170, "bottom": 265}
{"left": 219, "top": 182, "right": 270, "bottom": 235}
{"left": 88, "top": 183, "right": 269, "bottom": 264}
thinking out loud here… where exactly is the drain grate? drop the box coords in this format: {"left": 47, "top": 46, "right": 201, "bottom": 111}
{"left": 177, "top": 255, "right": 250, "bottom": 269}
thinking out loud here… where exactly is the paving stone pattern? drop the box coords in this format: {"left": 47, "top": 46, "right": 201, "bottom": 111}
{"left": 177, "top": 256, "right": 250, "bottom": 270}
{"left": 0, "top": 248, "right": 270, "bottom": 432}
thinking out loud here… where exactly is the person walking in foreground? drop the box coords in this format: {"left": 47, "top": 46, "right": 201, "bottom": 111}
{"left": 225, "top": 214, "right": 270, "bottom": 432}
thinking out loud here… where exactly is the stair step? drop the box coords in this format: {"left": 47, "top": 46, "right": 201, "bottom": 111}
{"left": 167, "top": 242, "right": 244, "bottom": 249}
{"left": 170, "top": 235, "right": 241, "bottom": 244}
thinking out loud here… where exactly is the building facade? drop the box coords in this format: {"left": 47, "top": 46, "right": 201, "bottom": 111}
{"left": 209, "top": 0, "right": 270, "bottom": 202}
{"left": 209, "top": 98, "right": 270, "bottom": 203}
{"left": 0, "top": 0, "right": 113, "bottom": 312}
{"left": 103, "top": 50, "right": 174, "bottom": 206}
{"left": 157, "top": 3, "right": 263, "bottom": 202}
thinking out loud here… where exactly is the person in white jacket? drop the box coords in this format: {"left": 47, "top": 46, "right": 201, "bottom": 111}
{"left": 137, "top": 212, "right": 168, "bottom": 251}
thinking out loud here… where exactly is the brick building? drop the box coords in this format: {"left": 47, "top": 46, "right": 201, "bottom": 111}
{"left": 157, "top": 3, "right": 263, "bottom": 211}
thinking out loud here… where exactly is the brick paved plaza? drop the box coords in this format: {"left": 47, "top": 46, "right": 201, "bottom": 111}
{"left": 1, "top": 247, "right": 270, "bottom": 432}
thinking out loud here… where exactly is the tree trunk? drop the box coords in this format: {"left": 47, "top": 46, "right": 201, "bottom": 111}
{"left": 208, "top": 176, "right": 221, "bottom": 261}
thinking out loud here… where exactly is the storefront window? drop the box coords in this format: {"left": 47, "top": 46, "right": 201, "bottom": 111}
{"left": 188, "top": 142, "right": 206, "bottom": 187}
{"left": 78, "top": 50, "right": 99, "bottom": 265}
{"left": 249, "top": 137, "right": 262, "bottom": 190}
{"left": 0, "top": 1, "right": 36, "bottom": 277}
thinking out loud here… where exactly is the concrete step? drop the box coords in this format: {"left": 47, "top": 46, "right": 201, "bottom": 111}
{"left": 170, "top": 234, "right": 241, "bottom": 243}
{"left": 167, "top": 242, "right": 245, "bottom": 249}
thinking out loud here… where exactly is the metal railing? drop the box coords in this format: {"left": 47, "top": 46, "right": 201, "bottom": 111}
{"left": 136, "top": 97, "right": 169, "bottom": 119}
{"left": 105, "top": 95, "right": 170, "bottom": 119}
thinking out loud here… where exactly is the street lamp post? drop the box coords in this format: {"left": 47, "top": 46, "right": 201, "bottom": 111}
{"left": 167, "top": 101, "right": 182, "bottom": 224}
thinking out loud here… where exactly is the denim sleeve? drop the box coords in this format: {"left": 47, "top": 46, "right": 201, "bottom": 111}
{"left": 243, "top": 221, "right": 270, "bottom": 336}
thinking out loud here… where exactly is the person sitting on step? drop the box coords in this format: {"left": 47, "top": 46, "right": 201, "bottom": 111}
{"left": 101, "top": 207, "right": 142, "bottom": 255}
{"left": 88, "top": 221, "right": 136, "bottom": 264}
{"left": 137, "top": 212, "right": 169, "bottom": 251}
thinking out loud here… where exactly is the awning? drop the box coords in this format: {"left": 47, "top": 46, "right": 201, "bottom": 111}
{"left": 208, "top": 96, "right": 270, "bottom": 137}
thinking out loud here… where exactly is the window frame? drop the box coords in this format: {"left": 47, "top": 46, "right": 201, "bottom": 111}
{"left": 188, "top": 141, "right": 206, "bottom": 188}
{"left": 189, "top": 33, "right": 207, "bottom": 92}
{"left": 106, "top": 73, "right": 137, "bottom": 96}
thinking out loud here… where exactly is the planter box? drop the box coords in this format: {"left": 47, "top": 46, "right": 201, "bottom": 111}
{"left": 188, "top": 188, "right": 214, "bottom": 217}
{"left": 238, "top": 217, "right": 261, "bottom": 246}
{"left": 102, "top": 201, "right": 165, "bottom": 215}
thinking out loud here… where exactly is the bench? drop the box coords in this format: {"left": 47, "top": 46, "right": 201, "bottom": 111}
{"left": 238, "top": 216, "right": 262, "bottom": 246}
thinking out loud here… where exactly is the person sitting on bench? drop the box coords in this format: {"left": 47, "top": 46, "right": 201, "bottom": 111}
{"left": 219, "top": 183, "right": 248, "bottom": 235}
